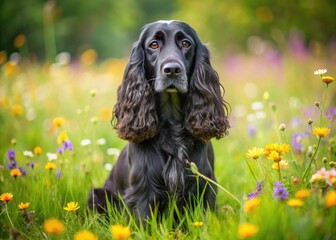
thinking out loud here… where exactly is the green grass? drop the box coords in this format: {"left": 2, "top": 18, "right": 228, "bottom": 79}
{"left": 0, "top": 55, "right": 335, "bottom": 239}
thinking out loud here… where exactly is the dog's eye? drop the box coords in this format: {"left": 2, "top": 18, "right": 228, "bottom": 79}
{"left": 149, "top": 41, "right": 159, "bottom": 49}
{"left": 182, "top": 40, "right": 191, "bottom": 48}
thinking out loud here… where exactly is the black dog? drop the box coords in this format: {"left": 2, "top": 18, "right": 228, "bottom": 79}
{"left": 88, "top": 20, "right": 229, "bottom": 221}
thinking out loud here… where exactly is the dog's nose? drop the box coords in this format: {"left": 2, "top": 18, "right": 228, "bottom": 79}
{"left": 162, "top": 62, "right": 182, "bottom": 78}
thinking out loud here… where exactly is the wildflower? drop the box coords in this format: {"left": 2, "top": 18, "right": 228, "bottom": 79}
{"left": 325, "top": 190, "right": 336, "bottom": 207}
{"left": 272, "top": 160, "right": 288, "bottom": 171}
{"left": 278, "top": 123, "right": 286, "bottom": 131}
{"left": 247, "top": 181, "right": 263, "bottom": 199}
{"left": 194, "top": 221, "right": 204, "bottom": 227}
{"left": 97, "top": 138, "right": 106, "bottom": 145}
{"left": 64, "top": 201, "right": 80, "bottom": 212}
{"left": 314, "top": 69, "right": 327, "bottom": 75}
{"left": 10, "top": 168, "right": 22, "bottom": 178}
{"left": 47, "top": 152, "right": 58, "bottom": 161}
{"left": 74, "top": 230, "right": 98, "bottom": 240}
{"left": 29, "top": 161, "right": 35, "bottom": 169}
{"left": 243, "top": 198, "right": 260, "bottom": 213}
{"left": 81, "top": 139, "right": 91, "bottom": 146}
{"left": 18, "top": 166, "right": 26, "bottom": 176}
{"left": 43, "top": 218, "right": 65, "bottom": 234}
{"left": 295, "top": 189, "right": 310, "bottom": 199}
{"left": 268, "top": 151, "right": 281, "bottom": 162}
{"left": 287, "top": 198, "right": 304, "bottom": 207}
{"left": 80, "top": 49, "right": 97, "bottom": 66}
{"left": 11, "top": 104, "right": 24, "bottom": 117}
{"left": 7, "top": 149, "right": 16, "bottom": 160}
{"left": 107, "top": 148, "right": 121, "bottom": 157}
{"left": 310, "top": 167, "right": 336, "bottom": 186}
{"left": 312, "top": 127, "right": 331, "bottom": 138}
{"left": 99, "top": 107, "right": 112, "bottom": 120}
{"left": 23, "top": 150, "right": 34, "bottom": 158}
{"left": 57, "top": 131, "right": 69, "bottom": 144}
{"left": 0, "top": 192, "right": 13, "bottom": 202}
{"left": 34, "top": 146, "right": 43, "bottom": 155}
{"left": 291, "top": 133, "right": 305, "bottom": 154}
{"left": 264, "top": 143, "right": 290, "bottom": 156}
{"left": 14, "top": 34, "right": 26, "bottom": 48}
{"left": 18, "top": 202, "right": 30, "bottom": 210}
{"left": 322, "top": 76, "right": 334, "bottom": 84}
{"left": 246, "top": 147, "right": 264, "bottom": 160}
{"left": 63, "top": 140, "right": 73, "bottom": 151}
{"left": 45, "top": 162, "right": 56, "bottom": 171}
{"left": 110, "top": 224, "right": 131, "bottom": 239}
{"left": 7, "top": 160, "right": 17, "bottom": 169}
{"left": 238, "top": 223, "right": 258, "bottom": 239}
{"left": 53, "top": 117, "right": 65, "bottom": 128}
{"left": 273, "top": 182, "right": 288, "bottom": 201}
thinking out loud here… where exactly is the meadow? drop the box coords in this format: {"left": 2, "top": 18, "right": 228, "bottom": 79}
{"left": 0, "top": 49, "right": 335, "bottom": 239}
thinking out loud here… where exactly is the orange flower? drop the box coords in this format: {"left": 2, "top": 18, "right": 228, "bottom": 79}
{"left": 34, "top": 146, "right": 43, "bottom": 155}
{"left": 45, "top": 162, "right": 56, "bottom": 171}
{"left": 325, "top": 190, "right": 336, "bottom": 207}
{"left": 18, "top": 202, "right": 30, "bottom": 210}
{"left": 238, "top": 223, "right": 258, "bottom": 239}
{"left": 322, "top": 76, "right": 334, "bottom": 84}
{"left": 110, "top": 224, "right": 131, "bottom": 239}
{"left": 74, "top": 230, "right": 98, "bottom": 240}
{"left": 243, "top": 198, "right": 260, "bottom": 213}
{"left": 312, "top": 127, "right": 331, "bottom": 138}
{"left": 80, "top": 49, "right": 98, "bottom": 66}
{"left": 0, "top": 192, "right": 13, "bottom": 202}
{"left": 295, "top": 189, "right": 310, "bottom": 199}
{"left": 43, "top": 218, "right": 65, "bottom": 234}
{"left": 10, "top": 104, "right": 24, "bottom": 117}
{"left": 10, "top": 168, "right": 22, "bottom": 178}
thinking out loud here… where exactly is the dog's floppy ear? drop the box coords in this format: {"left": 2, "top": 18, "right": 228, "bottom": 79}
{"left": 112, "top": 29, "right": 158, "bottom": 143}
{"left": 185, "top": 42, "right": 230, "bottom": 141}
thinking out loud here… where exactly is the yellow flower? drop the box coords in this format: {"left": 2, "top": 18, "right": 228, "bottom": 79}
{"left": 18, "top": 202, "right": 30, "bottom": 210}
{"left": 34, "top": 146, "right": 43, "bottom": 155}
{"left": 110, "top": 224, "right": 131, "bottom": 239}
{"left": 295, "top": 189, "right": 310, "bottom": 199}
{"left": 325, "top": 190, "right": 336, "bottom": 208}
{"left": 246, "top": 147, "right": 264, "bottom": 160}
{"left": 322, "top": 76, "right": 334, "bottom": 84}
{"left": 272, "top": 160, "right": 288, "bottom": 171}
{"left": 64, "top": 201, "right": 80, "bottom": 212}
{"left": 80, "top": 49, "right": 98, "bottom": 66}
{"left": 10, "top": 168, "right": 22, "bottom": 178}
{"left": 264, "top": 143, "right": 290, "bottom": 156}
{"left": 238, "top": 223, "right": 258, "bottom": 239}
{"left": 74, "top": 230, "right": 98, "bottom": 240}
{"left": 14, "top": 34, "right": 26, "bottom": 48}
{"left": 243, "top": 198, "right": 260, "bottom": 213}
{"left": 193, "top": 221, "right": 204, "bottom": 227}
{"left": 268, "top": 151, "right": 281, "bottom": 162}
{"left": 4, "top": 62, "right": 18, "bottom": 77}
{"left": 312, "top": 127, "right": 331, "bottom": 138}
{"left": 53, "top": 117, "right": 65, "bottom": 128}
{"left": 0, "top": 192, "right": 13, "bottom": 202}
{"left": 57, "top": 131, "right": 69, "bottom": 144}
{"left": 287, "top": 198, "right": 304, "bottom": 207}
{"left": 99, "top": 107, "right": 112, "bottom": 121}
{"left": 43, "top": 218, "right": 65, "bottom": 234}
{"left": 45, "top": 162, "right": 56, "bottom": 171}
{"left": 11, "top": 104, "right": 24, "bottom": 117}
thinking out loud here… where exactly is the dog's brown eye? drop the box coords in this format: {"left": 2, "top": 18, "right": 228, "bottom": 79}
{"left": 182, "top": 40, "right": 191, "bottom": 48}
{"left": 149, "top": 41, "right": 159, "bottom": 49}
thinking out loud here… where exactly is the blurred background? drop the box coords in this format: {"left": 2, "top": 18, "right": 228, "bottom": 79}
{"left": 1, "top": 0, "right": 336, "bottom": 61}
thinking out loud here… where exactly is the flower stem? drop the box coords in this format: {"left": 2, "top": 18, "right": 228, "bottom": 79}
{"left": 302, "top": 137, "right": 321, "bottom": 181}
{"left": 319, "top": 84, "right": 329, "bottom": 126}
{"left": 278, "top": 162, "right": 282, "bottom": 181}
{"left": 5, "top": 203, "right": 14, "bottom": 227}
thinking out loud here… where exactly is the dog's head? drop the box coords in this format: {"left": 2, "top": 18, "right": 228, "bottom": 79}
{"left": 113, "top": 20, "right": 230, "bottom": 143}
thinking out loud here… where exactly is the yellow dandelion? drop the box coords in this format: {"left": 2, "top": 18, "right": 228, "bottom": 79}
{"left": 10, "top": 168, "right": 22, "bottom": 178}
{"left": 295, "top": 189, "right": 310, "bottom": 199}
{"left": 325, "top": 190, "right": 336, "bottom": 208}
{"left": 53, "top": 117, "right": 65, "bottom": 128}
{"left": 0, "top": 192, "right": 13, "bottom": 202}
{"left": 243, "top": 198, "right": 260, "bottom": 213}
{"left": 10, "top": 104, "right": 24, "bottom": 117}
{"left": 45, "top": 162, "right": 56, "bottom": 171}
{"left": 74, "top": 230, "right": 98, "bottom": 240}
{"left": 34, "top": 146, "right": 43, "bottom": 155}
{"left": 287, "top": 198, "right": 304, "bottom": 207}
{"left": 18, "top": 202, "right": 30, "bottom": 210}
{"left": 43, "top": 218, "right": 65, "bottom": 234}
{"left": 268, "top": 151, "right": 282, "bottom": 163}
{"left": 312, "top": 127, "right": 331, "bottom": 138}
{"left": 246, "top": 147, "right": 264, "bottom": 160}
{"left": 238, "top": 223, "right": 259, "bottom": 239}
{"left": 64, "top": 201, "right": 80, "bottom": 212}
{"left": 193, "top": 221, "right": 204, "bottom": 227}
{"left": 110, "top": 224, "right": 131, "bottom": 239}
{"left": 14, "top": 34, "right": 26, "bottom": 48}
{"left": 322, "top": 76, "right": 334, "bottom": 84}
{"left": 57, "top": 131, "right": 69, "bottom": 144}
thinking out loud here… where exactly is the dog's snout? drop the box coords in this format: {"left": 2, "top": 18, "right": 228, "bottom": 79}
{"left": 162, "top": 62, "right": 182, "bottom": 78}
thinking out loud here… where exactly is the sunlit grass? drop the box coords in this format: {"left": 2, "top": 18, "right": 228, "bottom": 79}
{"left": 0, "top": 53, "right": 335, "bottom": 239}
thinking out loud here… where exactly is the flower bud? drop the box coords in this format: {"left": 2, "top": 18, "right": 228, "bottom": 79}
{"left": 279, "top": 123, "right": 286, "bottom": 131}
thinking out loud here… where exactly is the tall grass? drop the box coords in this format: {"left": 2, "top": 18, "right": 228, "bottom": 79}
{"left": 0, "top": 52, "right": 335, "bottom": 239}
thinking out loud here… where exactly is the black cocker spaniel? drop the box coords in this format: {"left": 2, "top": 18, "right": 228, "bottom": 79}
{"left": 88, "top": 20, "right": 230, "bottom": 221}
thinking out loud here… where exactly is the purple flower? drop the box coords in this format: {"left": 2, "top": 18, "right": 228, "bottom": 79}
{"left": 57, "top": 148, "right": 64, "bottom": 155}
{"left": 63, "top": 140, "right": 73, "bottom": 151}
{"left": 248, "top": 125, "right": 257, "bottom": 137}
{"left": 17, "top": 167, "right": 26, "bottom": 176}
{"left": 7, "top": 160, "right": 17, "bottom": 170}
{"left": 248, "top": 181, "right": 263, "bottom": 199}
{"left": 7, "top": 149, "right": 15, "bottom": 160}
{"left": 291, "top": 133, "right": 304, "bottom": 154}
{"left": 273, "top": 181, "right": 289, "bottom": 201}
{"left": 29, "top": 161, "right": 35, "bottom": 169}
